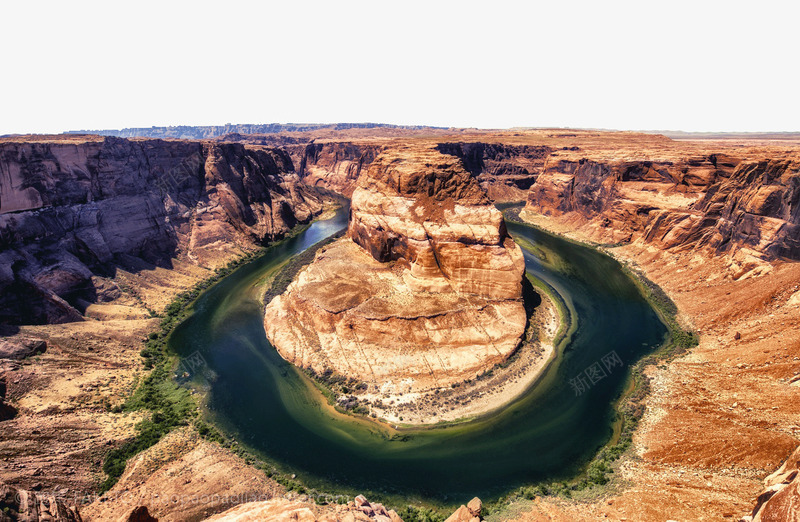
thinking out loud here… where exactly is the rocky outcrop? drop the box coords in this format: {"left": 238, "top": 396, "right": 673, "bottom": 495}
{"left": 743, "top": 445, "right": 800, "bottom": 522}
{"left": 0, "top": 338, "right": 46, "bottom": 360}
{"left": 347, "top": 148, "right": 524, "bottom": 298}
{"left": 0, "top": 481, "right": 82, "bottom": 521}
{"left": 203, "top": 494, "right": 404, "bottom": 522}
{"left": 124, "top": 506, "right": 158, "bottom": 522}
{"left": 264, "top": 147, "right": 526, "bottom": 395}
{"left": 0, "top": 136, "right": 325, "bottom": 324}
{"left": 444, "top": 497, "right": 483, "bottom": 522}
{"left": 436, "top": 142, "right": 550, "bottom": 201}
{"left": 202, "top": 493, "right": 482, "bottom": 522}
{"left": 352, "top": 495, "right": 402, "bottom": 522}
{"left": 296, "top": 141, "right": 383, "bottom": 196}
{"left": 524, "top": 154, "right": 800, "bottom": 261}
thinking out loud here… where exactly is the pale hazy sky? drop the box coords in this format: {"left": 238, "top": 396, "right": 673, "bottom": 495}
{"left": 2, "top": 0, "right": 799, "bottom": 135}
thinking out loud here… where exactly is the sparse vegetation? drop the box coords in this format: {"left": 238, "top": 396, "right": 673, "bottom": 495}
{"left": 626, "top": 264, "right": 700, "bottom": 360}
{"left": 99, "top": 235, "right": 313, "bottom": 492}
{"left": 483, "top": 210, "right": 702, "bottom": 513}
{"left": 304, "top": 366, "right": 372, "bottom": 417}
{"left": 100, "top": 222, "right": 368, "bottom": 506}
{"left": 101, "top": 309, "right": 197, "bottom": 492}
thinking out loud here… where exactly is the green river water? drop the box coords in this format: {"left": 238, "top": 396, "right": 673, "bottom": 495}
{"left": 170, "top": 208, "right": 667, "bottom": 505}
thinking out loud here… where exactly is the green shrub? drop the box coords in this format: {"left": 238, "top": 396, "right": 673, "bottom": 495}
{"left": 397, "top": 506, "right": 446, "bottom": 522}
{"left": 586, "top": 460, "right": 610, "bottom": 485}
{"left": 99, "top": 225, "right": 333, "bottom": 495}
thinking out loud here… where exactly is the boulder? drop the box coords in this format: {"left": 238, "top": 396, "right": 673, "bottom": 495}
{"left": 445, "top": 497, "right": 483, "bottom": 522}
{"left": 0, "top": 338, "right": 46, "bottom": 360}
{"left": 444, "top": 505, "right": 473, "bottom": 522}
{"left": 467, "top": 497, "right": 482, "bottom": 518}
{"left": 747, "top": 445, "right": 800, "bottom": 521}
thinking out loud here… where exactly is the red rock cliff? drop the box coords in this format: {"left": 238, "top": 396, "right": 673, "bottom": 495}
{"left": 524, "top": 154, "right": 800, "bottom": 260}
{"left": 0, "top": 136, "right": 325, "bottom": 324}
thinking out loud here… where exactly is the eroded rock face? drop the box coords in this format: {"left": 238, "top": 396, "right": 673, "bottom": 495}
{"left": 348, "top": 148, "right": 524, "bottom": 299}
{"left": 0, "top": 136, "right": 324, "bottom": 324}
{"left": 648, "top": 160, "right": 800, "bottom": 260}
{"left": 436, "top": 142, "right": 549, "bottom": 202}
{"left": 264, "top": 147, "right": 525, "bottom": 393}
{"left": 297, "top": 141, "right": 383, "bottom": 197}
{"left": 0, "top": 481, "right": 82, "bottom": 521}
{"left": 525, "top": 155, "right": 800, "bottom": 260}
{"left": 743, "top": 444, "right": 800, "bottom": 522}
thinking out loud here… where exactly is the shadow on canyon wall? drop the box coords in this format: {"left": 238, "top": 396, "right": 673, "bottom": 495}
{"left": 0, "top": 136, "right": 325, "bottom": 325}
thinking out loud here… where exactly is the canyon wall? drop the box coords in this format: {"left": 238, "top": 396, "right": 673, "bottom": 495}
{"left": 436, "top": 141, "right": 550, "bottom": 201}
{"left": 3, "top": 130, "right": 797, "bottom": 520}
{"left": 295, "top": 141, "right": 383, "bottom": 196}
{"left": 290, "top": 140, "right": 551, "bottom": 201}
{"left": 264, "top": 147, "right": 526, "bottom": 394}
{"left": 524, "top": 155, "right": 800, "bottom": 261}
{"left": 279, "top": 134, "right": 800, "bottom": 264}
{"left": 0, "top": 136, "right": 325, "bottom": 325}
{"left": 257, "top": 130, "right": 800, "bottom": 264}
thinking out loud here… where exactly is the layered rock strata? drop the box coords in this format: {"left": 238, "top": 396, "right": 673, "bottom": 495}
{"left": 525, "top": 155, "right": 800, "bottom": 261}
{"left": 225, "top": 129, "right": 800, "bottom": 264}
{"left": 436, "top": 141, "right": 549, "bottom": 202}
{"left": 0, "top": 481, "right": 83, "bottom": 521}
{"left": 264, "top": 147, "right": 526, "bottom": 394}
{"left": 295, "top": 141, "right": 382, "bottom": 197}
{"left": 0, "top": 135, "right": 325, "bottom": 324}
